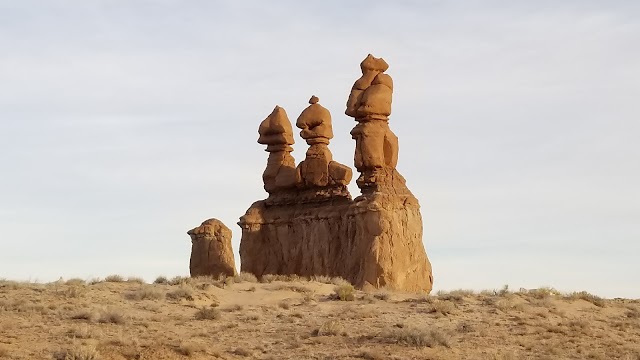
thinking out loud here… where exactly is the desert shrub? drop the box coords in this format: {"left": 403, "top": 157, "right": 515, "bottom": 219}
{"left": 271, "top": 284, "right": 312, "bottom": 293}
{"left": 245, "top": 313, "right": 260, "bottom": 321}
{"left": 153, "top": 276, "right": 168, "bottom": 284}
{"left": 564, "top": 291, "right": 606, "bottom": 307}
{"left": 437, "top": 289, "right": 474, "bottom": 302}
{"left": 359, "top": 350, "right": 385, "bottom": 360}
{"left": 125, "top": 286, "right": 165, "bottom": 301}
{"left": 98, "top": 309, "right": 126, "bottom": 324}
{"left": 88, "top": 278, "right": 103, "bottom": 285}
{"left": 385, "top": 327, "right": 450, "bottom": 347}
{"left": 70, "top": 310, "right": 99, "bottom": 322}
{"left": 521, "top": 287, "right": 561, "bottom": 299}
{"left": 222, "top": 304, "right": 244, "bottom": 312}
{"left": 278, "top": 300, "right": 291, "bottom": 310}
{"left": 103, "top": 275, "right": 125, "bottom": 283}
{"left": 168, "top": 276, "right": 192, "bottom": 286}
{"left": 194, "top": 307, "right": 221, "bottom": 320}
{"left": 126, "top": 277, "right": 145, "bottom": 284}
{"left": 234, "top": 272, "right": 258, "bottom": 283}
{"left": 0, "top": 280, "right": 22, "bottom": 290}
{"left": 232, "top": 348, "right": 252, "bottom": 357}
{"left": 61, "top": 286, "right": 86, "bottom": 299}
{"left": 404, "top": 295, "right": 435, "bottom": 304}
{"left": 65, "top": 278, "right": 86, "bottom": 286}
{"left": 311, "top": 275, "right": 332, "bottom": 284}
{"left": 373, "top": 291, "right": 391, "bottom": 301}
{"left": 334, "top": 284, "right": 355, "bottom": 301}
{"left": 53, "top": 344, "right": 100, "bottom": 360}
{"left": 425, "top": 300, "right": 455, "bottom": 315}
{"left": 66, "top": 325, "right": 95, "bottom": 339}
{"left": 331, "top": 277, "right": 351, "bottom": 287}
{"left": 166, "top": 286, "right": 194, "bottom": 301}
{"left": 260, "top": 274, "right": 277, "bottom": 283}
{"left": 0, "top": 299, "right": 49, "bottom": 314}
{"left": 176, "top": 342, "right": 205, "bottom": 356}
{"left": 315, "top": 319, "right": 342, "bottom": 336}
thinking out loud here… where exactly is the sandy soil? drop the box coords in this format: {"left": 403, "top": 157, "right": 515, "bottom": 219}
{"left": 0, "top": 275, "right": 638, "bottom": 360}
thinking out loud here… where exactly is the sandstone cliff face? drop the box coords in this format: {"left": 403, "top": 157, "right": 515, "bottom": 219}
{"left": 238, "top": 55, "right": 433, "bottom": 293}
{"left": 188, "top": 219, "right": 237, "bottom": 278}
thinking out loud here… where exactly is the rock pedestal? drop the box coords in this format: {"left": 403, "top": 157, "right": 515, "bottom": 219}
{"left": 238, "top": 55, "right": 433, "bottom": 293}
{"left": 188, "top": 219, "right": 237, "bottom": 278}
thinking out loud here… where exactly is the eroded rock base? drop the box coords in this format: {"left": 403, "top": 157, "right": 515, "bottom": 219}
{"left": 239, "top": 174, "right": 433, "bottom": 293}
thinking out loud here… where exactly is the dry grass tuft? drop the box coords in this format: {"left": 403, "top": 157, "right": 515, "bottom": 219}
{"left": 153, "top": 276, "right": 168, "bottom": 284}
{"left": 126, "top": 276, "right": 145, "bottom": 284}
{"left": 373, "top": 291, "right": 391, "bottom": 301}
{"left": 70, "top": 310, "right": 99, "bottom": 322}
{"left": 310, "top": 275, "right": 333, "bottom": 284}
{"left": 176, "top": 342, "right": 205, "bottom": 356}
{"left": 194, "top": 307, "right": 221, "bottom": 320}
{"left": 333, "top": 284, "right": 355, "bottom": 301}
{"left": 168, "top": 276, "right": 192, "bottom": 286}
{"left": 125, "top": 286, "right": 164, "bottom": 301}
{"left": 65, "top": 278, "right": 86, "bottom": 286}
{"left": 520, "top": 287, "right": 562, "bottom": 299}
{"left": 358, "top": 349, "right": 386, "bottom": 360}
{"left": 98, "top": 309, "right": 126, "bottom": 324}
{"left": 437, "top": 289, "right": 474, "bottom": 302}
{"left": 234, "top": 272, "right": 258, "bottom": 283}
{"left": 315, "top": 319, "right": 342, "bottom": 336}
{"left": 425, "top": 300, "right": 455, "bottom": 315}
{"left": 166, "top": 286, "right": 194, "bottom": 301}
{"left": 222, "top": 304, "right": 244, "bottom": 312}
{"left": 103, "top": 274, "right": 125, "bottom": 283}
{"left": 232, "top": 347, "right": 252, "bottom": 357}
{"left": 385, "top": 326, "right": 451, "bottom": 347}
{"left": 66, "top": 324, "right": 95, "bottom": 339}
{"left": 61, "top": 286, "right": 86, "bottom": 299}
{"left": 53, "top": 344, "right": 100, "bottom": 360}
{"left": 564, "top": 291, "right": 606, "bottom": 307}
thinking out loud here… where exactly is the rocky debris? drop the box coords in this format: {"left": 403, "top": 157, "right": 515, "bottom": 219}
{"left": 238, "top": 54, "right": 433, "bottom": 293}
{"left": 187, "top": 219, "right": 237, "bottom": 278}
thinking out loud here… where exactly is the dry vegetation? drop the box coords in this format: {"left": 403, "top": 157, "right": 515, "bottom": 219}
{"left": 0, "top": 277, "right": 638, "bottom": 359}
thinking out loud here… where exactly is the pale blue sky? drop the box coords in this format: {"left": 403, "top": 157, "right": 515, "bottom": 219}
{"left": 1, "top": 1, "right": 638, "bottom": 298}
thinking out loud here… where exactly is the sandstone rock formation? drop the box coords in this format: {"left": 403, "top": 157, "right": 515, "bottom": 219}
{"left": 238, "top": 55, "right": 433, "bottom": 293}
{"left": 296, "top": 96, "right": 352, "bottom": 188}
{"left": 187, "top": 219, "right": 237, "bottom": 278}
{"left": 258, "top": 106, "right": 297, "bottom": 193}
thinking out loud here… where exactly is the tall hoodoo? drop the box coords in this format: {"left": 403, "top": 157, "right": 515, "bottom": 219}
{"left": 346, "top": 54, "right": 400, "bottom": 192}
{"left": 257, "top": 106, "right": 297, "bottom": 193}
{"left": 296, "top": 96, "right": 352, "bottom": 188}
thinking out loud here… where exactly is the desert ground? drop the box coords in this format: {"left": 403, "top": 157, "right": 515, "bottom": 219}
{"left": 0, "top": 275, "right": 638, "bottom": 360}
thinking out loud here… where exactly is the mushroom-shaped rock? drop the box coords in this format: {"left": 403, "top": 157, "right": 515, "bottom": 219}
{"left": 258, "top": 106, "right": 295, "bottom": 150}
{"left": 296, "top": 96, "right": 333, "bottom": 142}
{"left": 187, "top": 218, "right": 237, "bottom": 278}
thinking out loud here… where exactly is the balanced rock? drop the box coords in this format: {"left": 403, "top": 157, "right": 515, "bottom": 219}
{"left": 296, "top": 96, "right": 352, "bottom": 188}
{"left": 187, "top": 219, "right": 237, "bottom": 278}
{"left": 258, "top": 106, "right": 297, "bottom": 193}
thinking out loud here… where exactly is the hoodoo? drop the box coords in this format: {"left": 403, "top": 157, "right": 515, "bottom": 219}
{"left": 237, "top": 55, "right": 433, "bottom": 292}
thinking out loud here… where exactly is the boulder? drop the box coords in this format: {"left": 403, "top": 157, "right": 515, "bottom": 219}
{"left": 188, "top": 219, "right": 237, "bottom": 278}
